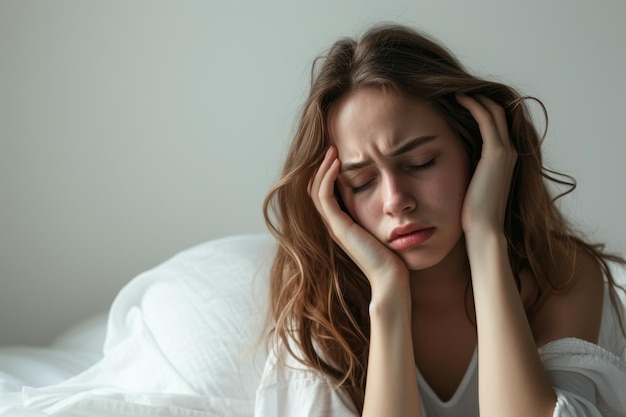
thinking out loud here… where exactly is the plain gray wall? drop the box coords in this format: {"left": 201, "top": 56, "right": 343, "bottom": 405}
{"left": 1, "top": 0, "right": 625, "bottom": 345}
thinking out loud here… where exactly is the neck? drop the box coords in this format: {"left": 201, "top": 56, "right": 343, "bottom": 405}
{"left": 409, "top": 237, "right": 471, "bottom": 310}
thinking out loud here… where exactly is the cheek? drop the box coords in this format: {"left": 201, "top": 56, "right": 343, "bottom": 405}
{"left": 430, "top": 172, "right": 469, "bottom": 213}
{"left": 446, "top": 156, "right": 471, "bottom": 202}
{"left": 343, "top": 196, "right": 379, "bottom": 230}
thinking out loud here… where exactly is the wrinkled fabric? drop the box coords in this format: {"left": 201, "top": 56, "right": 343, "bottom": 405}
{"left": 255, "top": 265, "right": 626, "bottom": 417}
{"left": 540, "top": 338, "right": 626, "bottom": 416}
{"left": 255, "top": 336, "right": 626, "bottom": 417}
{"left": 0, "top": 234, "right": 273, "bottom": 417}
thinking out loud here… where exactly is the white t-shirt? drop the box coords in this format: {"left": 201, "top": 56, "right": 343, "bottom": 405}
{"left": 255, "top": 284, "right": 626, "bottom": 417}
{"left": 254, "top": 337, "right": 626, "bottom": 417}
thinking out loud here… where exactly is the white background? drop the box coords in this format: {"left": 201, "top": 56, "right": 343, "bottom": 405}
{"left": 1, "top": 0, "right": 625, "bottom": 345}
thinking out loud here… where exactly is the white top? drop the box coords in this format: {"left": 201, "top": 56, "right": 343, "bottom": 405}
{"left": 254, "top": 338, "right": 626, "bottom": 417}
{"left": 416, "top": 346, "right": 479, "bottom": 417}
{"left": 254, "top": 281, "right": 626, "bottom": 417}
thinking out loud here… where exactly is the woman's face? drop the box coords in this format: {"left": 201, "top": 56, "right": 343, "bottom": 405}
{"left": 330, "top": 87, "right": 471, "bottom": 271}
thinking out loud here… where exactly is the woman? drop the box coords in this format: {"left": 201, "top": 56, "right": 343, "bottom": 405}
{"left": 257, "top": 23, "right": 626, "bottom": 416}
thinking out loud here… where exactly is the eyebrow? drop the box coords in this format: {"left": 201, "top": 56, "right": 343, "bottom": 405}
{"left": 340, "top": 135, "right": 437, "bottom": 173}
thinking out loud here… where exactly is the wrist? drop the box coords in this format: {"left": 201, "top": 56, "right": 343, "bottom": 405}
{"left": 369, "top": 284, "right": 411, "bottom": 322}
{"left": 465, "top": 231, "right": 512, "bottom": 281}
{"left": 464, "top": 229, "right": 507, "bottom": 258}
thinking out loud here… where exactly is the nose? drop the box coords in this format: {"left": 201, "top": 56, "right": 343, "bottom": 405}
{"left": 382, "top": 173, "right": 416, "bottom": 216}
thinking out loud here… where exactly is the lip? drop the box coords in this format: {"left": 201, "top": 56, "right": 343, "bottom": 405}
{"left": 389, "top": 224, "right": 435, "bottom": 250}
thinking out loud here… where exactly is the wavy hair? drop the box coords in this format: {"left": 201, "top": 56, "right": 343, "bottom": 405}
{"left": 262, "top": 23, "right": 625, "bottom": 412}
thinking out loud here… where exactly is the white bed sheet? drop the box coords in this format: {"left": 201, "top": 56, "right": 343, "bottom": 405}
{"left": 0, "top": 233, "right": 273, "bottom": 417}
{"left": 0, "top": 313, "right": 107, "bottom": 391}
{"left": 1, "top": 233, "right": 624, "bottom": 417}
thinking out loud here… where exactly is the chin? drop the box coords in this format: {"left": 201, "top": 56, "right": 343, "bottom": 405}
{"left": 402, "top": 254, "right": 446, "bottom": 272}
{"left": 400, "top": 237, "right": 466, "bottom": 272}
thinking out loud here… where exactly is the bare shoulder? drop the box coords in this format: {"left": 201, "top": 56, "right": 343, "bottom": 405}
{"left": 528, "top": 245, "right": 605, "bottom": 348}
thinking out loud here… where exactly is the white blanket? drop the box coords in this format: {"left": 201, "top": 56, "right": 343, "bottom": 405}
{"left": 0, "top": 313, "right": 107, "bottom": 392}
{"left": 1, "top": 233, "right": 625, "bottom": 416}
{"left": 0, "top": 234, "right": 274, "bottom": 417}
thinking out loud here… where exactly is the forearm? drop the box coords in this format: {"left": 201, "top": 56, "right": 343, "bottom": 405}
{"left": 468, "top": 233, "right": 556, "bottom": 417}
{"left": 362, "top": 295, "right": 421, "bottom": 417}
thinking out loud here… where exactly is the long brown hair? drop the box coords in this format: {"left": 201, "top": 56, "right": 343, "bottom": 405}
{"left": 263, "top": 23, "right": 625, "bottom": 411}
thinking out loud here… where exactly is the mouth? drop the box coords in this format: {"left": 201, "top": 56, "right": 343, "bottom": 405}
{"left": 389, "top": 225, "right": 435, "bottom": 250}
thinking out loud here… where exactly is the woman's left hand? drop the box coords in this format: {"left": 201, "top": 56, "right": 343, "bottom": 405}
{"left": 456, "top": 94, "right": 517, "bottom": 241}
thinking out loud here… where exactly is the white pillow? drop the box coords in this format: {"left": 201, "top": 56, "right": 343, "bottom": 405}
{"left": 104, "top": 233, "right": 274, "bottom": 415}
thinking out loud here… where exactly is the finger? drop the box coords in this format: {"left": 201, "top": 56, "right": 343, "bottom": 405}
{"left": 317, "top": 157, "right": 342, "bottom": 219}
{"left": 455, "top": 94, "right": 505, "bottom": 150}
{"left": 475, "top": 96, "right": 512, "bottom": 151}
{"left": 308, "top": 147, "right": 336, "bottom": 205}
{"left": 308, "top": 146, "right": 348, "bottom": 232}
{"left": 307, "top": 148, "right": 409, "bottom": 282}
{"left": 310, "top": 152, "right": 368, "bottom": 260}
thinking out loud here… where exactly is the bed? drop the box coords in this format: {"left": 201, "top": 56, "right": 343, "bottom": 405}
{"left": 0, "top": 233, "right": 274, "bottom": 416}
{"left": 0, "top": 312, "right": 107, "bottom": 393}
{"left": 1, "top": 233, "right": 626, "bottom": 416}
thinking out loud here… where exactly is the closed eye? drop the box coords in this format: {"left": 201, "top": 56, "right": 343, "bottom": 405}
{"left": 349, "top": 159, "right": 435, "bottom": 194}
{"left": 350, "top": 180, "right": 374, "bottom": 194}
{"left": 407, "top": 158, "right": 436, "bottom": 171}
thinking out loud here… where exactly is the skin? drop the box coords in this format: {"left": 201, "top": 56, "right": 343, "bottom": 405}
{"left": 309, "top": 87, "right": 604, "bottom": 416}
{"left": 332, "top": 89, "right": 470, "bottom": 274}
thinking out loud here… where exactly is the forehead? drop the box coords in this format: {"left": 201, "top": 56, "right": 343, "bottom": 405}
{"left": 328, "top": 88, "right": 451, "bottom": 158}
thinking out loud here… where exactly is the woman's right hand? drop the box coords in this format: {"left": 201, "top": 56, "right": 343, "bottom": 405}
{"left": 311, "top": 147, "right": 419, "bottom": 417}
{"left": 308, "top": 146, "right": 410, "bottom": 300}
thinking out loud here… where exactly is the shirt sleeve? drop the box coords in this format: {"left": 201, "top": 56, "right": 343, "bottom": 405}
{"left": 547, "top": 371, "right": 601, "bottom": 417}
{"left": 254, "top": 372, "right": 358, "bottom": 417}
{"left": 254, "top": 342, "right": 358, "bottom": 417}
{"left": 539, "top": 338, "right": 626, "bottom": 417}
